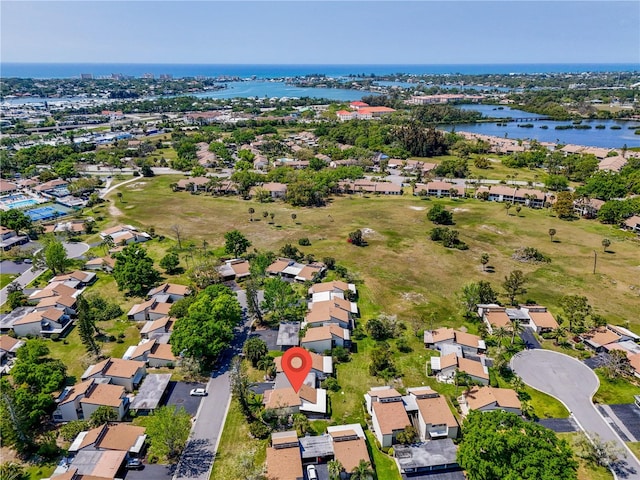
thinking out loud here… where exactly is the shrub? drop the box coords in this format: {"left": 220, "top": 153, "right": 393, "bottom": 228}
{"left": 249, "top": 421, "right": 271, "bottom": 439}
{"left": 427, "top": 204, "right": 453, "bottom": 225}
{"left": 298, "top": 237, "right": 311, "bottom": 246}
{"left": 396, "top": 338, "right": 412, "bottom": 353}
{"left": 348, "top": 229, "right": 365, "bottom": 246}
{"left": 50, "top": 334, "right": 60, "bottom": 342}
{"left": 512, "top": 247, "right": 550, "bottom": 263}
{"left": 332, "top": 346, "right": 351, "bottom": 363}
{"left": 322, "top": 377, "right": 341, "bottom": 392}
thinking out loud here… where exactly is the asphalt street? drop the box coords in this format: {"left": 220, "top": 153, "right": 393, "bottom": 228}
{"left": 512, "top": 349, "right": 640, "bottom": 479}
{"left": 0, "top": 242, "right": 89, "bottom": 306}
{"left": 173, "top": 289, "right": 255, "bottom": 480}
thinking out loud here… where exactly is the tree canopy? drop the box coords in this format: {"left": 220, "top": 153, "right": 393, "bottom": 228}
{"left": 224, "top": 229, "right": 252, "bottom": 258}
{"left": 458, "top": 410, "right": 577, "bottom": 480}
{"left": 113, "top": 244, "right": 161, "bottom": 297}
{"left": 146, "top": 406, "right": 191, "bottom": 462}
{"left": 170, "top": 284, "right": 242, "bottom": 365}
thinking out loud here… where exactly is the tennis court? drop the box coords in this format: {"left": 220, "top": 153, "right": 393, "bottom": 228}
{"left": 25, "top": 204, "right": 71, "bottom": 221}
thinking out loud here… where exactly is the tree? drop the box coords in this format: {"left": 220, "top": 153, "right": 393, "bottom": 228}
{"left": 7, "top": 289, "right": 27, "bottom": 310}
{"left": 480, "top": 253, "right": 489, "bottom": 271}
{"left": 505, "top": 202, "right": 512, "bottom": 215}
{"left": 160, "top": 252, "right": 181, "bottom": 274}
{"left": 502, "top": 270, "right": 527, "bottom": 305}
{"left": 327, "top": 460, "right": 344, "bottom": 480}
{"left": 248, "top": 207, "right": 255, "bottom": 222}
{"left": 369, "top": 343, "right": 397, "bottom": 379}
{"left": 515, "top": 205, "right": 522, "bottom": 216}
{"left": 261, "top": 277, "right": 303, "bottom": 323}
{"left": 42, "top": 238, "right": 69, "bottom": 275}
{"left": 58, "top": 420, "right": 90, "bottom": 442}
{"left": 170, "top": 285, "right": 242, "bottom": 365}
{"left": 244, "top": 337, "right": 268, "bottom": 367}
{"left": 509, "top": 318, "right": 525, "bottom": 345}
{"left": 171, "top": 224, "right": 184, "bottom": 249}
{"left": 116, "top": 192, "right": 123, "bottom": 203}
{"left": 348, "top": 229, "right": 365, "bottom": 246}
{"left": 602, "top": 238, "right": 611, "bottom": 252}
{"left": 224, "top": 229, "right": 252, "bottom": 258}
{"left": 113, "top": 245, "right": 161, "bottom": 297}
{"left": 396, "top": 425, "right": 419, "bottom": 444}
{"left": 458, "top": 411, "right": 577, "bottom": 480}
{"left": 89, "top": 405, "right": 118, "bottom": 427}
{"left": 366, "top": 317, "right": 391, "bottom": 340}
{"left": 350, "top": 459, "right": 374, "bottom": 480}
{"left": 292, "top": 413, "right": 310, "bottom": 437}
{"left": 560, "top": 295, "right": 592, "bottom": 333}
{"left": 11, "top": 339, "right": 66, "bottom": 394}
{"left": 493, "top": 326, "right": 510, "bottom": 350}
{"left": 100, "top": 234, "right": 115, "bottom": 254}
{"left": 427, "top": 204, "right": 453, "bottom": 225}
{"left": 291, "top": 213, "right": 297, "bottom": 223}
{"left": 146, "top": 406, "right": 191, "bottom": 462}
{"left": 0, "top": 209, "right": 32, "bottom": 233}
{"left": 553, "top": 191, "right": 575, "bottom": 219}
{"left": 548, "top": 228, "right": 557, "bottom": 242}
{"left": 0, "top": 462, "right": 29, "bottom": 480}
{"left": 573, "top": 431, "right": 625, "bottom": 468}
{"left": 602, "top": 349, "right": 632, "bottom": 380}
{"left": 76, "top": 295, "right": 100, "bottom": 357}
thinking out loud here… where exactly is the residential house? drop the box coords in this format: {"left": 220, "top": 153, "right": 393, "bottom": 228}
{"left": 260, "top": 182, "right": 288, "bottom": 199}
{"left": 127, "top": 298, "right": 172, "bottom": 321}
{"left": 300, "top": 324, "right": 350, "bottom": 353}
{"left": 54, "top": 379, "right": 128, "bottom": 422}
{"left": 408, "top": 387, "right": 459, "bottom": 440}
{"left": 34, "top": 294, "right": 78, "bottom": 316}
{"left": 327, "top": 424, "right": 371, "bottom": 474}
{"left": 0, "top": 335, "right": 24, "bottom": 372}
{"left": 275, "top": 351, "right": 333, "bottom": 385}
{"left": 123, "top": 339, "right": 177, "bottom": 367}
{"left": 308, "top": 280, "right": 357, "bottom": 300}
{"left": 424, "top": 327, "right": 486, "bottom": 356}
{"left": 100, "top": 225, "right": 151, "bottom": 245}
{"left": 606, "top": 324, "right": 640, "bottom": 343}
{"left": 129, "top": 373, "right": 172, "bottom": 414}
{"left": 459, "top": 386, "right": 522, "bottom": 416}
{"left": 304, "top": 302, "right": 352, "bottom": 330}
{"left": 29, "top": 282, "right": 80, "bottom": 303}
{"left": 598, "top": 155, "right": 628, "bottom": 172}
{"left": 0, "top": 226, "right": 28, "bottom": 251}
{"left": 393, "top": 440, "right": 462, "bottom": 478}
{"left": 623, "top": 215, "right": 640, "bottom": 234}
{"left": 50, "top": 271, "right": 97, "bottom": 287}
{"left": 217, "top": 259, "right": 250, "bottom": 281}
{"left": 266, "top": 431, "right": 304, "bottom": 480}
{"left": 12, "top": 308, "right": 72, "bottom": 338}
{"left": 413, "top": 182, "right": 465, "bottom": 198}
{"left": 266, "top": 258, "right": 326, "bottom": 283}
{"left": 521, "top": 305, "right": 559, "bottom": 333}
{"left": 574, "top": 198, "right": 605, "bottom": 218}
{"left": 365, "top": 387, "right": 411, "bottom": 448}
{"left": 68, "top": 423, "right": 146, "bottom": 458}
{"left": 339, "top": 179, "right": 403, "bottom": 195}
{"left": 580, "top": 327, "right": 622, "bottom": 352}
{"left": 478, "top": 304, "right": 511, "bottom": 334}
{"left": 0, "top": 179, "right": 18, "bottom": 193}
{"left": 139, "top": 316, "right": 174, "bottom": 340}
{"left": 82, "top": 357, "right": 146, "bottom": 392}
{"left": 262, "top": 387, "right": 301, "bottom": 415}
{"left": 50, "top": 451, "right": 127, "bottom": 480}
{"left": 147, "top": 283, "right": 191, "bottom": 302}
{"left": 431, "top": 353, "right": 489, "bottom": 385}
{"left": 84, "top": 256, "right": 116, "bottom": 273}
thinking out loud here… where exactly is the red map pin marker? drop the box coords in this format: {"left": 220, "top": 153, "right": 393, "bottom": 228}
{"left": 282, "top": 347, "right": 312, "bottom": 393}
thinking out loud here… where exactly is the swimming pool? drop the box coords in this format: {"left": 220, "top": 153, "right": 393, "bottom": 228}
{"left": 7, "top": 199, "right": 38, "bottom": 209}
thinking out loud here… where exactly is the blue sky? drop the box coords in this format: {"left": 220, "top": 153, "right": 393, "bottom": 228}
{"left": 1, "top": 1, "right": 639, "bottom": 64}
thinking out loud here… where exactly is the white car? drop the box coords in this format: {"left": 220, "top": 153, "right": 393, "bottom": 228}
{"left": 306, "top": 464, "right": 318, "bottom": 480}
{"left": 190, "top": 388, "right": 207, "bottom": 396}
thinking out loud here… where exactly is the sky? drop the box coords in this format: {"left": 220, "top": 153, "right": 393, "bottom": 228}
{"left": 1, "top": 1, "right": 639, "bottom": 64}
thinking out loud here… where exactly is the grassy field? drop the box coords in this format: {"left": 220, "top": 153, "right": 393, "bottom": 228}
{"left": 210, "top": 399, "right": 268, "bottom": 480}
{"left": 110, "top": 175, "right": 640, "bottom": 328}
{"left": 628, "top": 442, "right": 640, "bottom": 460}
{"left": 557, "top": 433, "right": 614, "bottom": 480}
{"left": 593, "top": 369, "right": 640, "bottom": 405}
{"left": 0, "top": 272, "right": 18, "bottom": 289}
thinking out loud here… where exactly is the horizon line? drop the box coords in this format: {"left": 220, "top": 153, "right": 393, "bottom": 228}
{"left": 3, "top": 61, "right": 639, "bottom": 66}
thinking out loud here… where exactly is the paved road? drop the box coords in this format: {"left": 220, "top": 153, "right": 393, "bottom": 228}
{"left": 0, "top": 242, "right": 89, "bottom": 306}
{"left": 512, "top": 350, "right": 640, "bottom": 479}
{"left": 173, "top": 290, "right": 253, "bottom": 480}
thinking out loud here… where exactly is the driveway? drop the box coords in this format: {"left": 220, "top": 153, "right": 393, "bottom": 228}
{"left": 125, "top": 464, "right": 175, "bottom": 480}
{"left": 164, "top": 381, "right": 207, "bottom": 417}
{"left": 519, "top": 327, "right": 541, "bottom": 350}
{"left": 0, "top": 260, "right": 31, "bottom": 275}
{"left": 512, "top": 350, "right": 640, "bottom": 479}
{"left": 173, "top": 290, "right": 253, "bottom": 480}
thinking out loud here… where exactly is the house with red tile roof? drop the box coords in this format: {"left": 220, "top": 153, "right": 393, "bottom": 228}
{"left": 81, "top": 357, "right": 146, "bottom": 392}
{"left": 300, "top": 324, "right": 350, "bottom": 353}
{"left": 407, "top": 387, "right": 459, "bottom": 440}
{"left": 459, "top": 386, "right": 522, "bottom": 416}
{"left": 266, "top": 431, "right": 304, "bottom": 480}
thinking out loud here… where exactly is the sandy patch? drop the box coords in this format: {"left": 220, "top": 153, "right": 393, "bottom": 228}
{"left": 125, "top": 205, "right": 135, "bottom": 209}
{"left": 481, "top": 224, "right": 504, "bottom": 235}
{"left": 452, "top": 208, "right": 470, "bottom": 213}
{"left": 409, "top": 206, "right": 426, "bottom": 211}
{"left": 127, "top": 182, "right": 147, "bottom": 189}
{"left": 361, "top": 228, "right": 378, "bottom": 238}
{"left": 401, "top": 292, "right": 426, "bottom": 303}
{"left": 108, "top": 204, "right": 122, "bottom": 217}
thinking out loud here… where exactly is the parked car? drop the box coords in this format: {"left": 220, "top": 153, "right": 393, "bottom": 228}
{"left": 306, "top": 464, "right": 318, "bottom": 480}
{"left": 190, "top": 388, "right": 207, "bottom": 396}
{"left": 126, "top": 458, "right": 143, "bottom": 470}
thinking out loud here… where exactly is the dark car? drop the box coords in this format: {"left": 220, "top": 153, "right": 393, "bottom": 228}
{"left": 126, "top": 458, "right": 143, "bottom": 470}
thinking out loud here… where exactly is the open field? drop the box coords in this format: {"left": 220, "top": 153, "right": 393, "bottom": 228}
{"left": 109, "top": 175, "right": 640, "bottom": 328}
{"left": 0, "top": 273, "right": 18, "bottom": 289}
{"left": 557, "top": 433, "right": 614, "bottom": 480}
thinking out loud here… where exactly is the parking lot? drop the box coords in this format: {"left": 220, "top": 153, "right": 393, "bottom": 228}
{"left": 251, "top": 327, "right": 279, "bottom": 351}
{"left": 124, "top": 464, "right": 174, "bottom": 480}
{"left": 163, "top": 381, "right": 207, "bottom": 416}
{"left": 0, "top": 259, "right": 32, "bottom": 275}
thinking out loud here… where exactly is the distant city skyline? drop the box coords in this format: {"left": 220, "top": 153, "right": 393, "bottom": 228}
{"left": 1, "top": 1, "right": 639, "bottom": 65}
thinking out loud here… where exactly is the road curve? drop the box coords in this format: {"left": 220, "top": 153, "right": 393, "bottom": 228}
{"left": 511, "top": 349, "right": 640, "bottom": 479}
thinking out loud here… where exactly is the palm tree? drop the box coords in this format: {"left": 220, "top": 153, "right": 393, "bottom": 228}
{"left": 327, "top": 460, "right": 344, "bottom": 480}
{"left": 248, "top": 207, "right": 255, "bottom": 222}
{"left": 351, "top": 459, "right": 374, "bottom": 480}
{"left": 509, "top": 318, "right": 525, "bottom": 345}
{"left": 493, "top": 325, "right": 509, "bottom": 351}
{"left": 548, "top": 228, "right": 556, "bottom": 242}
{"left": 550, "top": 322, "right": 568, "bottom": 345}
{"left": 515, "top": 205, "right": 522, "bottom": 216}
{"left": 505, "top": 202, "right": 512, "bottom": 215}
{"left": 480, "top": 253, "right": 489, "bottom": 272}
{"left": 602, "top": 238, "right": 611, "bottom": 252}
{"left": 100, "top": 235, "right": 115, "bottom": 254}
{"left": 269, "top": 212, "right": 275, "bottom": 223}
{"left": 291, "top": 213, "right": 297, "bottom": 223}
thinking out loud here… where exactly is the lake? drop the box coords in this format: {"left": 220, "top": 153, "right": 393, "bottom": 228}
{"left": 448, "top": 105, "right": 640, "bottom": 148}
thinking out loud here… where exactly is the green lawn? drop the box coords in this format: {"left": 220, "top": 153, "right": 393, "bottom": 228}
{"left": 557, "top": 433, "right": 613, "bottom": 480}
{"left": 365, "top": 430, "right": 401, "bottom": 480}
{"left": 210, "top": 399, "right": 268, "bottom": 480}
{"left": 593, "top": 369, "right": 640, "bottom": 405}
{"left": 627, "top": 442, "right": 640, "bottom": 461}
{"left": 25, "top": 463, "right": 56, "bottom": 480}
{"left": 0, "top": 273, "right": 18, "bottom": 289}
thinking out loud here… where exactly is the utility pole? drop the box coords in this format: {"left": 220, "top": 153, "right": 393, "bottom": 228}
{"left": 593, "top": 250, "right": 597, "bottom": 274}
